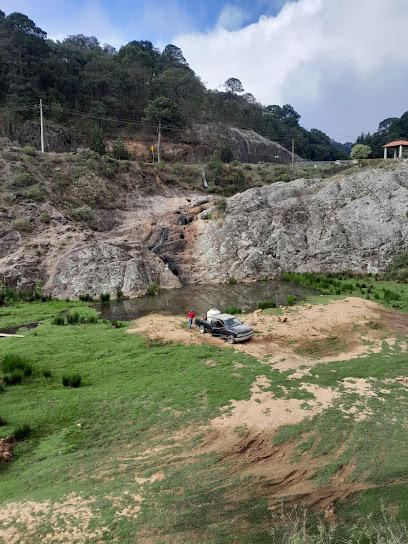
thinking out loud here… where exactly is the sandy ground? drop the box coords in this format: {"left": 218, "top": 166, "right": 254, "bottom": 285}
{"left": 127, "top": 297, "right": 397, "bottom": 370}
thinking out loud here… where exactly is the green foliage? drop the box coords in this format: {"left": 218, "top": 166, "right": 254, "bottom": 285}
{"left": 350, "top": 143, "right": 372, "bottom": 159}
{"left": 0, "top": 416, "right": 7, "bottom": 426}
{"left": 215, "top": 197, "right": 227, "bottom": 214}
{"left": 228, "top": 276, "right": 237, "bottom": 285}
{"left": 11, "top": 219, "right": 31, "bottom": 232}
{"left": 111, "top": 139, "right": 130, "bottom": 160}
{"left": 280, "top": 173, "right": 290, "bottom": 182}
{"left": 14, "top": 424, "right": 31, "bottom": 441}
{"left": 22, "top": 146, "right": 36, "bottom": 156}
{"left": 220, "top": 146, "right": 233, "bottom": 163}
{"left": 116, "top": 288, "right": 124, "bottom": 300}
{"left": 99, "top": 292, "right": 111, "bottom": 303}
{"left": 89, "top": 125, "right": 105, "bottom": 155}
{"left": 207, "top": 151, "right": 224, "bottom": 185}
{"left": 66, "top": 311, "right": 80, "bottom": 324}
{"left": 224, "top": 306, "right": 241, "bottom": 314}
{"left": 257, "top": 301, "right": 276, "bottom": 309}
{"left": 79, "top": 293, "right": 93, "bottom": 302}
{"left": 147, "top": 283, "right": 158, "bottom": 295}
{"left": 39, "top": 212, "right": 51, "bottom": 223}
{"left": 286, "top": 294, "right": 297, "bottom": 306}
{"left": 70, "top": 204, "right": 95, "bottom": 223}
{"left": 143, "top": 96, "right": 185, "bottom": 127}
{"left": 52, "top": 316, "right": 65, "bottom": 326}
{"left": 386, "top": 251, "right": 408, "bottom": 281}
{"left": 62, "top": 374, "right": 82, "bottom": 388}
{"left": 42, "top": 368, "right": 52, "bottom": 378}
{"left": 1, "top": 353, "right": 32, "bottom": 376}
{"left": 3, "top": 370, "right": 24, "bottom": 385}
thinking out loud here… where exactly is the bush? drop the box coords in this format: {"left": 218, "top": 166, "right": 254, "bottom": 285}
{"left": 62, "top": 374, "right": 82, "bottom": 388}
{"left": 14, "top": 424, "right": 31, "bottom": 441}
{"left": 286, "top": 295, "right": 297, "bottom": 306}
{"left": 11, "top": 219, "right": 32, "bottom": 232}
{"left": 224, "top": 306, "right": 241, "bottom": 314}
{"left": 228, "top": 276, "right": 237, "bottom": 285}
{"left": 258, "top": 301, "right": 276, "bottom": 309}
{"left": 280, "top": 173, "right": 290, "bottom": 182}
{"left": 39, "top": 212, "right": 51, "bottom": 223}
{"left": 1, "top": 353, "right": 32, "bottom": 376}
{"left": 112, "top": 139, "right": 130, "bottom": 160}
{"left": 22, "top": 146, "right": 37, "bottom": 156}
{"left": 70, "top": 205, "right": 95, "bottom": 223}
{"left": 216, "top": 197, "right": 227, "bottom": 214}
{"left": 52, "top": 316, "right": 65, "bottom": 326}
{"left": 350, "top": 143, "right": 371, "bottom": 159}
{"left": 147, "top": 283, "right": 158, "bottom": 296}
{"left": 116, "top": 288, "right": 123, "bottom": 300}
{"left": 99, "top": 292, "right": 111, "bottom": 303}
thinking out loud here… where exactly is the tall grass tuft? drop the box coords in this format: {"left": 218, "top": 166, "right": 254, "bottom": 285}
{"left": 14, "top": 424, "right": 31, "bottom": 441}
{"left": 1, "top": 353, "right": 33, "bottom": 376}
{"left": 147, "top": 283, "right": 158, "bottom": 296}
{"left": 224, "top": 306, "right": 242, "bottom": 314}
{"left": 286, "top": 295, "right": 297, "bottom": 307}
{"left": 99, "top": 292, "right": 111, "bottom": 303}
{"left": 62, "top": 374, "right": 82, "bottom": 388}
{"left": 258, "top": 301, "right": 276, "bottom": 309}
{"left": 52, "top": 315, "right": 65, "bottom": 326}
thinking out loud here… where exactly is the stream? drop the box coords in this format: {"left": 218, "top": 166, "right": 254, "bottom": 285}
{"left": 99, "top": 281, "right": 320, "bottom": 321}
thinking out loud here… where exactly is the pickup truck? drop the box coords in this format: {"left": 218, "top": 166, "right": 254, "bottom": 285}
{"left": 194, "top": 312, "right": 254, "bottom": 344}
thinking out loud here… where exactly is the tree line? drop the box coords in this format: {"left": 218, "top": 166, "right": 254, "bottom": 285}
{"left": 355, "top": 113, "right": 408, "bottom": 158}
{"left": 0, "top": 10, "right": 348, "bottom": 160}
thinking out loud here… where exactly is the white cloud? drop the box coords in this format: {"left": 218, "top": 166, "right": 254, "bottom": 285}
{"left": 217, "top": 4, "right": 247, "bottom": 31}
{"left": 174, "top": 0, "right": 408, "bottom": 140}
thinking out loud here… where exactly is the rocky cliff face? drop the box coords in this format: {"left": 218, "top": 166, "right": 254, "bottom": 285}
{"left": 180, "top": 122, "right": 301, "bottom": 164}
{"left": 192, "top": 163, "right": 408, "bottom": 281}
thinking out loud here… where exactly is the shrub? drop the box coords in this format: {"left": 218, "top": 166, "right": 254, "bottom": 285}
{"left": 14, "top": 424, "right": 31, "bottom": 441}
{"left": 52, "top": 316, "right": 65, "bottom": 326}
{"left": 280, "top": 173, "right": 290, "bottom": 182}
{"left": 1, "top": 353, "right": 32, "bottom": 376}
{"left": 70, "top": 205, "right": 95, "bottom": 223}
{"left": 11, "top": 219, "right": 32, "bottom": 232}
{"left": 286, "top": 294, "right": 297, "bottom": 306}
{"left": 112, "top": 139, "right": 130, "bottom": 160}
{"left": 39, "top": 212, "right": 51, "bottom": 223}
{"left": 228, "top": 276, "right": 237, "bottom": 285}
{"left": 216, "top": 197, "right": 227, "bottom": 214}
{"left": 62, "top": 374, "right": 82, "bottom": 388}
{"left": 258, "top": 301, "right": 276, "bottom": 309}
{"left": 116, "top": 288, "right": 124, "bottom": 300}
{"left": 147, "top": 283, "right": 158, "bottom": 295}
{"left": 99, "top": 292, "right": 110, "bottom": 303}
{"left": 224, "top": 306, "right": 241, "bottom": 314}
{"left": 220, "top": 146, "right": 233, "bottom": 163}
{"left": 203, "top": 213, "right": 212, "bottom": 220}
{"left": 22, "top": 145, "right": 36, "bottom": 156}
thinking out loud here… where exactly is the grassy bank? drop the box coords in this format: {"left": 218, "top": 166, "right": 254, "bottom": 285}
{"left": 0, "top": 298, "right": 407, "bottom": 543}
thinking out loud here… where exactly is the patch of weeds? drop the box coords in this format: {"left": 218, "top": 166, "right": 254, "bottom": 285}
{"left": 11, "top": 219, "right": 32, "bottom": 232}
{"left": 286, "top": 294, "right": 297, "bottom": 306}
{"left": 62, "top": 374, "right": 82, "bottom": 388}
{"left": 147, "top": 283, "right": 158, "bottom": 296}
{"left": 99, "top": 292, "right": 110, "bottom": 303}
{"left": 14, "top": 424, "right": 31, "bottom": 441}
{"left": 52, "top": 316, "right": 65, "bottom": 326}
{"left": 224, "top": 306, "right": 241, "bottom": 314}
{"left": 258, "top": 301, "right": 276, "bottom": 309}
{"left": 1, "top": 353, "right": 33, "bottom": 376}
{"left": 228, "top": 276, "right": 237, "bottom": 285}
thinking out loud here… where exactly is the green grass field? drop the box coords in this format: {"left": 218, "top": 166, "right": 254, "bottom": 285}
{"left": 0, "top": 295, "right": 407, "bottom": 543}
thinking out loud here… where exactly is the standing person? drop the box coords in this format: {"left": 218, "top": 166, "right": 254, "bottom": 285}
{"left": 186, "top": 309, "right": 195, "bottom": 329}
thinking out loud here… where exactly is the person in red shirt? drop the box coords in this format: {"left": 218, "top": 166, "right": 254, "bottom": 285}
{"left": 186, "top": 309, "right": 195, "bottom": 329}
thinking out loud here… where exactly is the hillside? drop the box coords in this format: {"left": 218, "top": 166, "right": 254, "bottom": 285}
{"left": 0, "top": 142, "right": 407, "bottom": 297}
{"left": 0, "top": 10, "right": 346, "bottom": 161}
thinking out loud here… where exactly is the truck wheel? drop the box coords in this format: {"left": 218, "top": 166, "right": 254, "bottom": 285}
{"left": 227, "top": 335, "right": 235, "bottom": 344}
{"left": 199, "top": 325, "right": 205, "bottom": 334}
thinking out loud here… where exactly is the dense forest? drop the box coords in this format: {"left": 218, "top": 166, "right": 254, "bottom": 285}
{"left": 355, "top": 113, "right": 408, "bottom": 158}
{"left": 0, "top": 10, "right": 350, "bottom": 160}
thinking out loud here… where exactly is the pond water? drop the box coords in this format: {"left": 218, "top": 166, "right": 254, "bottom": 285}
{"left": 99, "top": 281, "right": 320, "bottom": 321}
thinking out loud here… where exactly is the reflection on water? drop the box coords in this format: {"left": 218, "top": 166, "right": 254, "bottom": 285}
{"left": 100, "top": 281, "right": 320, "bottom": 321}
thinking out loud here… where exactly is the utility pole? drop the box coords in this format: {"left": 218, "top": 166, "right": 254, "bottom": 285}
{"left": 292, "top": 138, "right": 294, "bottom": 169}
{"left": 40, "top": 99, "right": 44, "bottom": 153}
{"left": 157, "top": 118, "right": 161, "bottom": 163}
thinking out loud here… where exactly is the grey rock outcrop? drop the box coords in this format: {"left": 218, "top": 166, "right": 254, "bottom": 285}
{"left": 194, "top": 164, "right": 408, "bottom": 281}
{"left": 181, "top": 122, "right": 301, "bottom": 164}
{"left": 48, "top": 242, "right": 180, "bottom": 298}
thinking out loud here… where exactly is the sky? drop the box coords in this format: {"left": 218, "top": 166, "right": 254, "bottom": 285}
{"left": 2, "top": 0, "right": 408, "bottom": 143}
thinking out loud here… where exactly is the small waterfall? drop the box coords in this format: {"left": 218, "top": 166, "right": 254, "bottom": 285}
{"left": 151, "top": 227, "right": 169, "bottom": 253}
{"left": 201, "top": 167, "right": 208, "bottom": 188}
